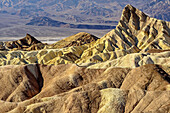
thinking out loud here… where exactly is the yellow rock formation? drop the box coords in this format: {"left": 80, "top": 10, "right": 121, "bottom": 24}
{"left": 0, "top": 5, "right": 169, "bottom": 68}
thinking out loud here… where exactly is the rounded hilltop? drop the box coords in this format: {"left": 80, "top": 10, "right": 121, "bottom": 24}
{"left": 50, "top": 32, "right": 99, "bottom": 49}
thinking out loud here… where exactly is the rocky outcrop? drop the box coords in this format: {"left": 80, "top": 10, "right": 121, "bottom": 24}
{"left": 0, "top": 64, "right": 169, "bottom": 112}
{"left": 0, "top": 48, "right": 169, "bottom": 69}
{"left": 0, "top": 34, "right": 46, "bottom": 51}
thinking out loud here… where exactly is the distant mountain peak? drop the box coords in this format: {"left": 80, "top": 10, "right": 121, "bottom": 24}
{"left": 24, "top": 33, "right": 41, "bottom": 43}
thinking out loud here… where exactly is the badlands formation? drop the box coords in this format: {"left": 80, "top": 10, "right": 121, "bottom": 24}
{"left": 0, "top": 4, "right": 170, "bottom": 113}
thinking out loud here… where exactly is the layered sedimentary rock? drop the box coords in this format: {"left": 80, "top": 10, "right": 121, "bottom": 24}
{"left": 88, "top": 51, "right": 170, "bottom": 73}
{"left": 0, "top": 48, "right": 169, "bottom": 69}
{"left": 0, "top": 34, "right": 46, "bottom": 51}
{"left": 0, "top": 5, "right": 169, "bottom": 67}
{"left": 75, "top": 4, "right": 170, "bottom": 64}
{"left": 0, "top": 64, "right": 169, "bottom": 112}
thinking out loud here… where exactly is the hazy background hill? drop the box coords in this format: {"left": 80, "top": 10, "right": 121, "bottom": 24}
{"left": 0, "top": 0, "right": 169, "bottom": 38}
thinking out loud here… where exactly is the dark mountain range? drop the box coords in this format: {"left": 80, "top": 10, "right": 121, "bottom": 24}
{"left": 26, "top": 17, "right": 116, "bottom": 29}
{"left": 0, "top": 0, "right": 169, "bottom": 23}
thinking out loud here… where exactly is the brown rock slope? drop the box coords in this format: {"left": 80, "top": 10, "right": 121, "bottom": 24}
{"left": 0, "top": 64, "right": 169, "bottom": 112}
{"left": 0, "top": 34, "right": 46, "bottom": 51}
{"left": 146, "top": 49, "right": 170, "bottom": 53}
{"left": 49, "top": 32, "right": 99, "bottom": 49}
